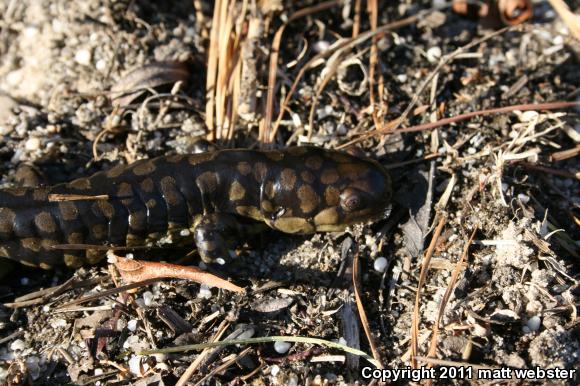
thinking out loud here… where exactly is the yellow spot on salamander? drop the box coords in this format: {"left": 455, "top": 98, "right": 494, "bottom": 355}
{"left": 229, "top": 180, "right": 246, "bottom": 201}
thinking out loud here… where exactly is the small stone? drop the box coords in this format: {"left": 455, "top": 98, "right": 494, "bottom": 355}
{"left": 198, "top": 284, "right": 212, "bottom": 299}
{"left": 426, "top": 46, "right": 442, "bottom": 63}
{"left": 127, "top": 319, "right": 138, "bottom": 332}
{"left": 25, "top": 137, "right": 41, "bottom": 151}
{"left": 373, "top": 257, "right": 388, "bottom": 273}
{"left": 95, "top": 59, "right": 107, "bottom": 71}
{"left": 128, "top": 355, "right": 149, "bottom": 376}
{"left": 94, "top": 368, "right": 104, "bottom": 376}
{"left": 142, "top": 291, "right": 154, "bottom": 306}
{"left": 274, "top": 341, "right": 291, "bottom": 354}
{"left": 270, "top": 364, "right": 280, "bottom": 376}
{"left": 517, "top": 193, "right": 530, "bottom": 204}
{"left": 75, "top": 49, "right": 92, "bottom": 66}
{"left": 20, "top": 277, "right": 29, "bottom": 285}
{"left": 526, "top": 316, "right": 541, "bottom": 332}
{"left": 10, "top": 339, "right": 26, "bottom": 351}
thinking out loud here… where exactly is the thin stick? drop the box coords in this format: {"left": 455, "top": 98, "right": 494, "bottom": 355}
{"left": 353, "top": 251, "right": 383, "bottom": 368}
{"left": 410, "top": 216, "right": 446, "bottom": 368}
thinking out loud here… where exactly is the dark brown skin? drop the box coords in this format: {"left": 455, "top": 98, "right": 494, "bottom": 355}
{"left": 0, "top": 147, "right": 391, "bottom": 268}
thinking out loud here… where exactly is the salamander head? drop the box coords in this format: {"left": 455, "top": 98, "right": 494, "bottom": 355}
{"left": 262, "top": 147, "right": 392, "bottom": 234}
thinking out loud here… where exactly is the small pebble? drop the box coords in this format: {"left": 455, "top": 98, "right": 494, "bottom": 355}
{"left": 95, "top": 59, "right": 107, "bottom": 71}
{"left": 215, "top": 257, "right": 226, "bottom": 265}
{"left": 526, "top": 316, "right": 541, "bottom": 332}
{"left": 313, "top": 40, "right": 330, "bottom": 53}
{"left": 75, "top": 49, "right": 92, "bottom": 66}
{"left": 10, "top": 339, "right": 26, "bottom": 351}
{"left": 274, "top": 341, "right": 291, "bottom": 354}
{"left": 20, "top": 277, "right": 29, "bottom": 285}
{"left": 127, "top": 319, "right": 138, "bottom": 332}
{"left": 373, "top": 257, "right": 388, "bottom": 273}
{"left": 142, "top": 291, "right": 154, "bottom": 306}
{"left": 25, "top": 137, "right": 41, "bottom": 151}
{"left": 128, "top": 355, "right": 149, "bottom": 376}
{"left": 426, "top": 46, "right": 442, "bottom": 63}
{"left": 94, "top": 368, "right": 104, "bottom": 376}
{"left": 517, "top": 193, "right": 530, "bottom": 204}
{"left": 270, "top": 364, "right": 280, "bottom": 376}
{"left": 198, "top": 284, "right": 212, "bottom": 299}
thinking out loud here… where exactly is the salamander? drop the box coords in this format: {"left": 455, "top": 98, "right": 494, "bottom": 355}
{"left": 0, "top": 146, "right": 391, "bottom": 269}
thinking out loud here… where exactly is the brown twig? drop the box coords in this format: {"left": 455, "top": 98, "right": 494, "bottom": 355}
{"left": 337, "top": 25, "right": 522, "bottom": 149}
{"left": 338, "top": 100, "right": 580, "bottom": 149}
{"left": 261, "top": 0, "right": 341, "bottom": 144}
{"left": 410, "top": 216, "right": 446, "bottom": 368}
{"left": 352, "top": 251, "right": 383, "bottom": 368}
{"left": 425, "top": 229, "right": 477, "bottom": 383}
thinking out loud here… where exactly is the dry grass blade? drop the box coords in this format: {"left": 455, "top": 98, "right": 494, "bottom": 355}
{"left": 352, "top": 251, "right": 383, "bottom": 368}
{"left": 425, "top": 229, "right": 477, "bottom": 379}
{"left": 337, "top": 25, "right": 520, "bottom": 149}
{"left": 141, "top": 335, "right": 381, "bottom": 368}
{"left": 269, "top": 14, "right": 420, "bottom": 142}
{"left": 410, "top": 216, "right": 446, "bottom": 368}
{"left": 205, "top": 0, "right": 222, "bottom": 139}
{"left": 48, "top": 193, "right": 109, "bottom": 201}
{"left": 339, "top": 100, "right": 580, "bottom": 149}
{"left": 110, "top": 61, "right": 189, "bottom": 108}
{"left": 262, "top": 0, "right": 341, "bottom": 143}
{"left": 114, "top": 256, "right": 244, "bottom": 293}
{"left": 176, "top": 320, "right": 230, "bottom": 386}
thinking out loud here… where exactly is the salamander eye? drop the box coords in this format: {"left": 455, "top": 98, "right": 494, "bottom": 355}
{"left": 340, "top": 188, "right": 364, "bottom": 212}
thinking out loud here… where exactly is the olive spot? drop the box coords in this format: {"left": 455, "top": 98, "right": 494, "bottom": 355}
{"left": 235, "top": 205, "right": 263, "bottom": 220}
{"left": 106, "top": 165, "right": 126, "bottom": 178}
{"left": 297, "top": 185, "right": 319, "bottom": 214}
{"left": 146, "top": 198, "right": 157, "bottom": 208}
{"left": 253, "top": 162, "right": 268, "bottom": 182}
{"left": 93, "top": 201, "right": 114, "bottom": 219}
{"left": 160, "top": 176, "right": 183, "bottom": 206}
{"left": 64, "top": 254, "right": 83, "bottom": 268}
{"left": 196, "top": 172, "right": 218, "bottom": 194}
{"left": 229, "top": 180, "right": 246, "bottom": 201}
{"left": 265, "top": 151, "right": 284, "bottom": 161}
{"left": 0, "top": 208, "right": 16, "bottom": 234}
{"left": 67, "top": 232, "right": 84, "bottom": 244}
{"left": 325, "top": 186, "right": 340, "bottom": 206}
{"left": 140, "top": 178, "right": 155, "bottom": 193}
{"left": 338, "top": 163, "right": 368, "bottom": 179}
{"left": 58, "top": 201, "right": 79, "bottom": 221}
{"left": 166, "top": 154, "right": 185, "bottom": 163}
{"left": 86, "top": 250, "right": 105, "bottom": 264}
{"left": 0, "top": 246, "right": 9, "bottom": 258}
{"left": 34, "top": 212, "right": 57, "bottom": 233}
{"left": 21, "top": 238, "right": 41, "bottom": 252}
{"left": 69, "top": 178, "right": 92, "bottom": 190}
{"left": 129, "top": 211, "right": 147, "bottom": 230}
{"left": 132, "top": 160, "right": 156, "bottom": 176}
{"left": 92, "top": 224, "right": 108, "bottom": 240}
{"left": 264, "top": 181, "right": 276, "bottom": 199}
{"left": 188, "top": 152, "right": 214, "bottom": 165}
{"left": 305, "top": 156, "right": 323, "bottom": 170}
{"left": 237, "top": 162, "right": 252, "bottom": 176}
{"left": 272, "top": 217, "right": 314, "bottom": 234}
{"left": 38, "top": 262, "right": 52, "bottom": 270}
{"left": 301, "top": 170, "right": 315, "bottom": 184}
{"left": 261, "top": 200, "right": 273, "bottom": 212}
{"left": 320, "top": 168, "right": 339, "bottom": 184}
{"left": 287, "top": 147, "right": 308, "bottom": 156}
{"left": 280, "top": 169, "right": 297, "bottom": 191}
{"left": 117, "top": 182, "right": 133, "bottom": 198}
{"left": 314, "top": 207, "right": 340, "bottom": 226}
{"left": 32, "top": 188, "right": 49, "bottom": 201}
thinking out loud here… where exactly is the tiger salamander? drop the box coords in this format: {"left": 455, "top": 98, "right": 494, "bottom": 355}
{"left": 0, "top": 147, "right": 391, "bottom": 268}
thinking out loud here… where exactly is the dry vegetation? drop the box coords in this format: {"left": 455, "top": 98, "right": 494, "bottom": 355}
{"left": 0, "top": 0, "right": 579, "bottom": 385}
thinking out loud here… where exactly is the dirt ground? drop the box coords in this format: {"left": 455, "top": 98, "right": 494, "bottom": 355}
{"left": 0, "top": 0, "right": 579, "bottom": 385}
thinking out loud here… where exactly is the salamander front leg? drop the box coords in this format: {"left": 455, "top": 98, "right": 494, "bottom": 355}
{"left": 193, "top": 213, "right": 243, "bottom": 264}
